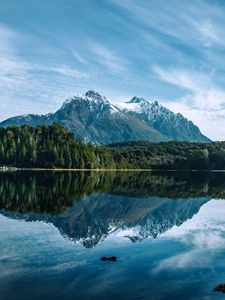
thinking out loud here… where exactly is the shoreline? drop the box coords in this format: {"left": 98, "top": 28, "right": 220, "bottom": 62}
{"left": 1, "top": 167, "right": 225, "bottom": 172}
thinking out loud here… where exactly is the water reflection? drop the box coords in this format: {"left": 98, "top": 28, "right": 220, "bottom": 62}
{"left": 1, "top": 171, "right": 225, "bottom": 299}
{"left": 0, "top": 171, "right": 225, "bottom": 247}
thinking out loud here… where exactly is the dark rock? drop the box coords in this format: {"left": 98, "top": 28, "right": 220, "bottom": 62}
{"left": 100, "top": 256, "right": 117, "bottom": 261}
{"left": 214, "top": 284, "right": 225, "bottom": 293}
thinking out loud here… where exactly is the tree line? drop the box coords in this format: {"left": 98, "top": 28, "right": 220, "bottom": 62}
{"left": 1, "top": 124, "right": 225, "bottom": 170}
{"left": 109, "top": 140, "right": 225, "bottom": 170}
{"left": 0, "top": 124, "right": 117, "bottom": 169}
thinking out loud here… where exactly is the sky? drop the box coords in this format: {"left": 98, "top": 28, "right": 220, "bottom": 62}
{"left": 1, "top": 0, "right": 225, "bottom": 140}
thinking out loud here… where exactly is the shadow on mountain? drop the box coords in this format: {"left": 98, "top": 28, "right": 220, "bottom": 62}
{"left": 0, "top": 171, "right": 225, "bottom": 247}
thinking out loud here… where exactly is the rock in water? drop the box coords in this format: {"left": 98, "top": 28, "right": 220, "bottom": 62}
{"left": 214, "top": 283, "right": 225, "bottom": 293}
{"left": 100, "top": 256, "right": 117, "bottom": 261}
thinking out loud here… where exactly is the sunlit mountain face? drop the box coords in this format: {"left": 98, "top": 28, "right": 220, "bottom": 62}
{"left": 0, "top": 91, "right": 210, "bottom": 144}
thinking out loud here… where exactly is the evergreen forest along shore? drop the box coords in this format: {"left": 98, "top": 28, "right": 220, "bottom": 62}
{"left": 1, "top": 124, "right": 225, "bottom": 170}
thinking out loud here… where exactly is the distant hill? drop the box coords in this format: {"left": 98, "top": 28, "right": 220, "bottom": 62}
{"left": 0, "top": 90, "right": 210, "bottom": 144}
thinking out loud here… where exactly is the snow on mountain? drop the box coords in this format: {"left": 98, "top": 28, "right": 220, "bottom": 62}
{"left": 60, "top": 90, "right": 124, "bottom": 117}
{"left": 122, "top": 96, "right": 183, "bottom": 121}
{"left": 0, "top": 90, "right": 211, "bottom": 144}
{"left": 120, "top": 96, "right": 211, "bottom": 142}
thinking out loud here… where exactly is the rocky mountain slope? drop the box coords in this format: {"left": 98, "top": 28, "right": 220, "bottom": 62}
{"left": 120, "top": 97, "right": 210, "bottom": 142}
{"left": 0, "top": 90, "right": 210, "bottom": 144}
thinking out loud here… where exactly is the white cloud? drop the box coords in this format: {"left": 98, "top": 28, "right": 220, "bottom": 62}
{"left": 153, "top": 65, "right": 225, "bottom": 140}
{"left": 70, "top": 49, "right": 87, "bottom": 64}
{"left": 39, "top": 65, "right": 90, "bottom": 79}
{"left": 153, "top": 65, "right": 225, "bottom": 110}
{"left": 115, "top": 0, "right": 225, "bottom": 49}
{"left": 89, "top": 42, "right": 126, "bottom": 73}
{"left": 199, "top": 20, "right": 221, "bottom": 47}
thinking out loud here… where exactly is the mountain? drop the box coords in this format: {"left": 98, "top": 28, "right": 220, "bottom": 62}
{"left": 120, "top": 97, "right": 211, "bottom": 142}
{"left": 0, "top": 113, "right": 52, "bottom": 127}
{"left": 0, "top": 90, "right": 210, "bottom": 144}
{"left": 49, "top": 90, "right": 167, "bottom": 144}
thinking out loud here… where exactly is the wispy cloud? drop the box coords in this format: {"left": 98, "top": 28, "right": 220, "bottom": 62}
{"left": 114, "top": 0, "right": 225, "bottom": 49}
{"left": 89, "top": 42, "right": 126, "bottom": 73}
{"left": 0, "top": 24, "right": 93, "bottom": 119}
{"left": 40, "top": 65, "right": 90, "bottom": 79}
{"left": 153, "top": 65, "right": 225, "bottom": 110}
{"left": 153, "top": 65, "right": 225, "bottom": 139}
{"left": 2, "top": 0, "right": 225, "bottom": 139}
{"left": 198, "top": 19, "right": 225, "bottom": 47}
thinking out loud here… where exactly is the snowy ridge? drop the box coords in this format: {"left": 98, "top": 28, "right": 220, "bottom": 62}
{"left": 121, "top": 96, "right": 186, "bottom": 124}
{"left": 60, "top": 90, "right": 126, "bottom": 118}
{"left": 118, "top": 95, "right": 210, "bottom": 142}
{"left": 0, "top": 90, "right": 210, "bottom": 143}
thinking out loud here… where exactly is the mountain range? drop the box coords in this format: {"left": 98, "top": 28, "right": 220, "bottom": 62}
{"left": 0, "top": 90, "right": 211, "bottom": 144}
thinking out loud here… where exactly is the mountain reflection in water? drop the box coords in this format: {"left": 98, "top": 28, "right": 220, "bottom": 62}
{"left": 2, "top": 171, "right": 225, "bottom": 300}
{"left": 0, "top": 171, "right": 224, "bottom": 248}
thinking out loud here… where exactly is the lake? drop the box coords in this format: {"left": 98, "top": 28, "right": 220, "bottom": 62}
{"left": 1, "top": 171, "right": 225, "bottom": 299}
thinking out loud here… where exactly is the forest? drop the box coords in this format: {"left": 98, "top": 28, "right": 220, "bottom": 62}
{"left": 0, "top": 124, "right": 117, "bottom": 169}
{"left": 1, "top": 124, "right": 225, "bottom": 170}
{"left": 109, "top": 140, "right": 225, "bottom": 170}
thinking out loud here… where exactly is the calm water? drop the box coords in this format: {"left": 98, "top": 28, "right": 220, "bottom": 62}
{"left": 1, "top": 171, "right": 225, "bottom": 299}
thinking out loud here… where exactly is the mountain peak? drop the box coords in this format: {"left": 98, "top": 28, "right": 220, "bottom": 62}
{"left": 128, "top": 96, "right": 148, "bottom": 104}
{"left": 0, "top": 90, "right": 211, "bottom": 144}
{"left": 152, "top": 100, "right": 159, "bottom": 106}
{"left": 85, "top": 90, "right": 107, "bottom": 103}
{"left": 128, "top": 97, "right": 160, "bottom": 107}
{"left": 59, "top": 90, "right": 109, "bottom": 111}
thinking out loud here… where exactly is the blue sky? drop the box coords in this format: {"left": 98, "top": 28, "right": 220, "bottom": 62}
{"left": 1, "top": 0, "right": 225, "bottom": 139}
